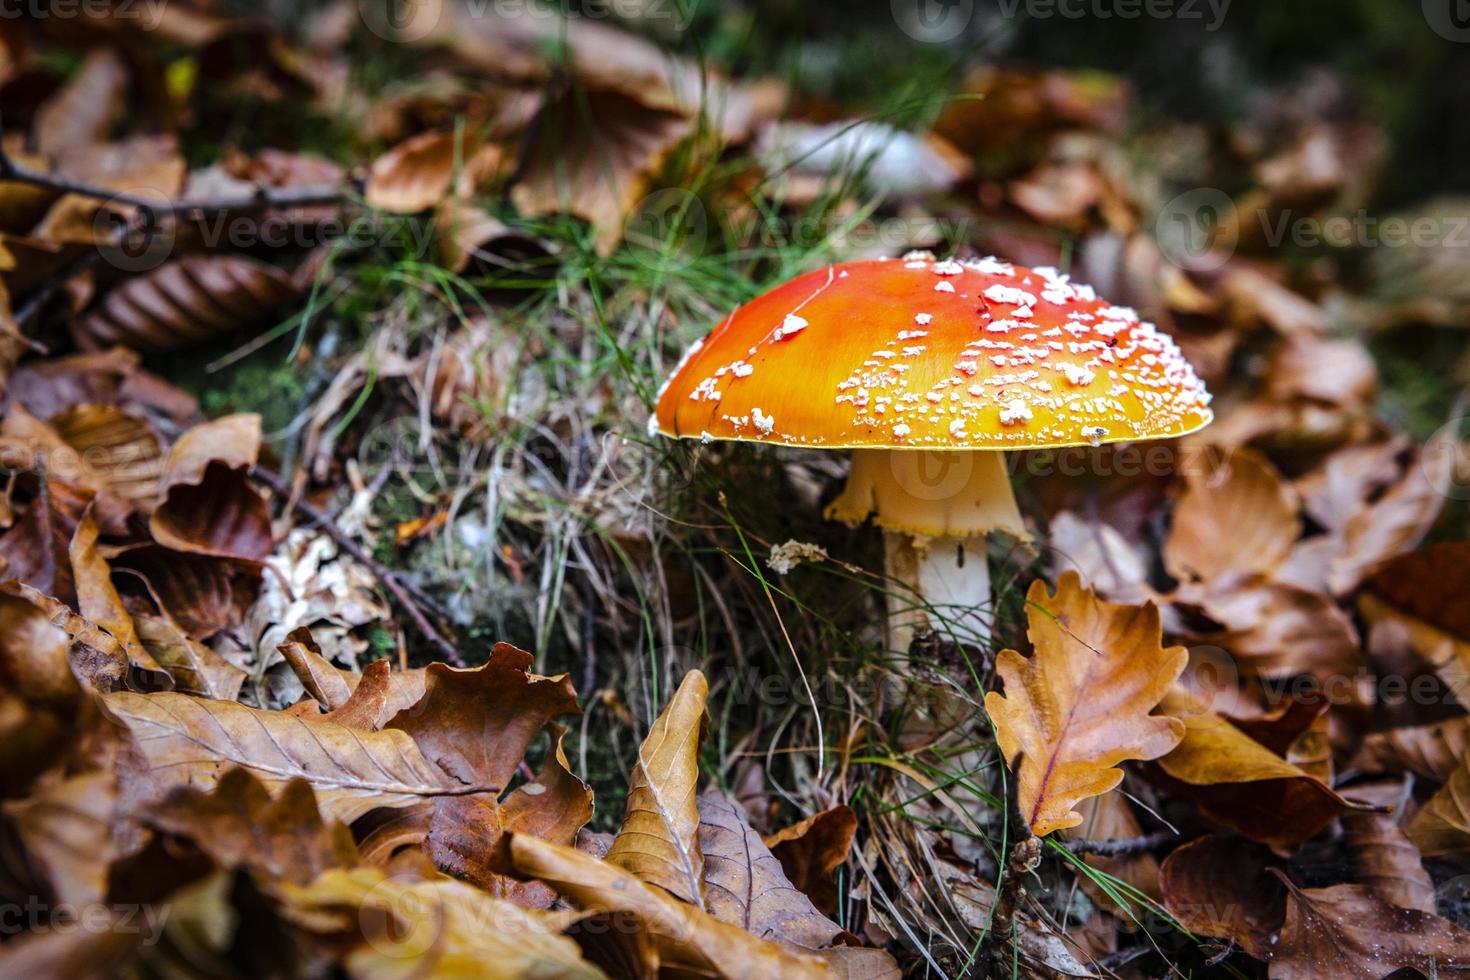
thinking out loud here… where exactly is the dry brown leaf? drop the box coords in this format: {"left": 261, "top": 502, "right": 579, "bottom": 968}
{"left": 150, "top": 414, "right": 273, "bottom": 562}
{"left": 1154, "top": 687, "right": 1354, "bottom": 850}
{"left": 984, "top": 573, "right": 1187, "bottom": 836}
{"left": 365, "top": 129, "right": 502, "bottom": 213}
{"left": 1064, "top": 792, "right": 1161, "bottom": 912}
{"left": 70, "top": 507, "right": 156, "bottom": 672}
{"left": 1408, "top": 752, "right": 1470, "bottom": 860}
{"left": 0, "top": 474, "right": 88, "bottom": 604}
{"left": 279, "top": 866, "right": 604, "bottom": 978}
{"left": 112, "top": 544, "right": 257, "bottom": 640}
{"left": 1341, "top": 797, "right": 1435, "bottom": 914}
{"left": 279, "top": 625, "right": 355, "bottom": 709}
{"left": 33, "top": 48, "right": 127, "bottom": 162}
{"left": 1163, "top": 446, "right": 1300, "bottom": 583}
{"left": 133, "top": 613, "right": 246, "bottom": 700}
{"left": 1353, "top": 717, "right": 1470, "bottom": 782}
{"left": 100, "top": 690, "right": 475, "bottom": 823}
{"left": 763, "top": 805, "right": 857, "bottom": 918}
{"left": 1270, "top": 877, "right": 1470, "bottom": 979}
{"left": 698, "top": 789, "right": 856, "bottom": 950}
{"left": 48, "top": 405, "right": 164, "bottom": 510}
{"left": 512, "top": 87, "right": 694, "bottom": 256}
{"left": 1, "top": 771, "right": 119, "bottom": 907}
{"left": 1183, "top": 577, "right": 1362, "bottom": 683}
{"left": 386, "top": 642, "right": 580, "bottom": 790}
{"left": 508, "top": 832, "right": 830, "bottom": 979}
{"left": 1158, "top": 834, "right": 1284, "bottom": 958}
{"left": 606, "top": 668, "right": 709, "bottom": 903}
{"left": 145, "top": 769, "right": 359, "bottom": 887}
{"left": 74, "top": 254, "right": 299, "bottom": 353}
{"left": 0, "top": 578, "right": 137, "bottom": 695}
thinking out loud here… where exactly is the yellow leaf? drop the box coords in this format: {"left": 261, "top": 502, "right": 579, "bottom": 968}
{"left": 984, "top": 573, "right": 1186, "bottom": 837}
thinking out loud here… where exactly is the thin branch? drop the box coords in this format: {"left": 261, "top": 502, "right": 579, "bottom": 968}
{"left": 1062, "top": 830, "right": 1177, "bottom": 858}
{"left": 249, "top": 465, "right": 465, "bottom": 667}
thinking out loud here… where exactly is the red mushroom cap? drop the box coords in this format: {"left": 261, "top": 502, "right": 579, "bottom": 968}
{"left": 652, "top": 255, "right": 1212, "bottom": 450}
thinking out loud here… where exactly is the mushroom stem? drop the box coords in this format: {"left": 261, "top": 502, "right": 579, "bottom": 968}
{"left": 828, "top": 448, "right": 1026, "bottom": 651}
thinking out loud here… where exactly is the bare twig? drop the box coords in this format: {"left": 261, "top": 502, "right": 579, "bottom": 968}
{"left": 981, "top": 759, "right": 1042, "bottom": 974}
{"left": 249, "top": 465, "right": 466, "bottom": 667}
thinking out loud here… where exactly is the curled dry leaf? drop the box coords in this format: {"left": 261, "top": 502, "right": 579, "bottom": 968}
{"left": 74, "top": 254, "right": 299, "bottom": 353}
{"left": 763, "top": 804, "right": 858, "bottom": 918}
{"left": 1408, "top": 752, "right": 1470, "bottom": 860}
{"left": 69, "top": 508, "right": 156, "bottom": 674}
{"left": 1352, "top": 716, "right": 1470, "bottom": 782}
{"left": 1154, "top": 687, "right": 1354, "bottom": 850}
{"left": 111, "top": 544, "right": 257, "bottom": 640}
{"left": 1183, "top": 577, "right": 1362, "bottom": 683}
{"left": 1163, "top": 446, "right": 1300, "bottom": 584}
{"left": 512, "top": 87, "right": 694, "bottom": 256}
{"left": 386, "top": 642, "right": 580, "bottom": 789}
{"left": 279, "top": 626, "right": 354, "bottom": 709}
{"left": 509, "top": 833, "right": 830, "bottom": 980}
{"left": 48, "top": 404, "right": 163, "bottom": 510}
{"left": 365, "top": 128, "right": 502, "bottom": 213}
{"left": 145, "top": 769, "right": 359, "bottom": 887}
{"left": 606, "top": 668, "right": 709, "bottom": 903}
{"left": 149, "top": 414, "right": 273, "bottom": 562}
{"left": 133, "top": 613, "right": 246, "bottom": 700}
{"left": 1, "top": 771, "right": 119, "bottom": 907}
{"left": 279, "top": 866, "right": 604, "bottom": 979}
{"left": 1358, "top": 541, "right": 1470, "bottom": 708}
{"left": 1269, "top": 876, "right": 1470, "bottom": 980}
{"left": 1158, "top": 834, "right": 1284, "bottom": 959}
{"left": 100, "top": 691, "right": 476, "bottom": 823}
{"left": 984, "top": 573, "right": 1187, "bottom": 837}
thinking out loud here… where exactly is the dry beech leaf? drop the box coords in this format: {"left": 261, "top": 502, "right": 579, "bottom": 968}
{"left": 48, "top": 405, "right": 163, "bottom": 510}
{"left": 513, "top": 87, "right": 694, "bottom": 256}
{"left": 0, "top": 582, "right": 82, "bottom": 705}
{"left": 150, "top": 414, "right": 273, "bottom": 562}
{"left": 1352, "top": 717, "right": 1470, "bottom": 782}
{"left": 100, "top": 690, "right": 477, "bottom": 823}
{"left": 145, "top": 769, "right": 359, "bottom": 888}
{"left": 1182, "top": 577, "right": 1362, "bottom": 683}
{"left": 317, "top": 659, "right": 399, "bottom": 730}
{"left": 763, "top": 804, "right": 858, "bottom": 918}
{"left": 1270, "top": 876, "right": 1470, "bottom": 979}
{"left": 1163, "top": 446, "right": 1300, "bottom": 583}
{"left": 279, "top": 866, "right": 603, "bottom": 979}
{"left": 984, "top": 573, "right": 1187, "bottom": 836}
{"left": 1046, "top": 509, "right": 1155, "bottom": 606}
{"left": 606, "top": 668, "right": 709, "bottom": 903}
{"left": 1408, "top": 752, "right": 1470, "bottom": 859}
{"left": 74, "top": 254, "right": 298, "bottom": 353}
{"left": 365, "top": 129, "right": 502, "bottom": 213}
{"left": 112, "top": 544, "right": 257, "bottom": 640}
{"left": 508, "top": 833, "right": 830, "bottom": 979}
{"left": 0, "top": 473, "right": 88, "bottom": 604}
{"left": 1158, "top": 834, "right": 1284, "bottom": 959}
{"left": 1153, "top": 687, "right": 1354, "bottom": 850}
{"left": 133, "top": 613, "right": 246, "bottom": 701}
{"left": 279, "top": 625, "right": 354, "bottom": 709}
{"left": 1, "top": 771, "right": 119, "bottom": 907}
{"left": 3, "top": 578, "right": 154, "bottom": 695}
{"left": 1341, "top": 799, "right": 1435, "bottom": 913}
{"left": 386, "top": 642, "right": 580, "bottom": 789}
{"left": 70, "top": 508, "right": 155, "bottom": 673}
{"left": 1358, "top": 541, "right": 1470, "bottom": 708}
{"left": 427, "top": 725, "right": 593, "bottom": 907}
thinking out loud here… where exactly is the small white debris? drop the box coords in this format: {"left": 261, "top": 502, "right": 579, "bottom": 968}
{"left": 893, "top": 422, "right": 912, "bottom": 438}
{"left": 1061, "top": 363, "right": 1096, "bottom": 387}
{"left": 903, "top": 249, "right": 936, "bottom": 262}
{"left": 700, "top": 431, "right": 714, "bottom": 444}
{"left": 646, "top": 414, "right": 660, "bottom": 437}
{"left": 1085, "top": 425, "right": 1108, "bottom": 447}
{"left": 732, "top": 361, "right": 754, "bottom": 377}
{"left": 999, "top": 399, "right": 1033, "bottom": 425}
{"left": 969, "top": 256, "right": 1014, "bottom": 276}
{"left": 983, "top": 284, "right": 1038, "bottom": 306}
{"left": 986, "top": 319, "right": 1019, "bottom": 333}
{"left": 948, "top": 419, "right": 968, "bottom": 438}
{"left": 767, "top": 540, "right": 828, "bottom": 575}
{"left": 1011, "top": 305, "right": 1034, "bottom": 318}
{"left": 932, "top": 259, "right": 964, "bottom": 276}
{"left": 915, "top": 313, "right": 933, "bottom": 326}
{"left": 934, "top": 281, "right": 956, "bottom": 293}
{"left": 751, "top": 407, "right": 775, "bottom": 434}
{"left": 774, "top": 313, "right": 808, "bottom": 340}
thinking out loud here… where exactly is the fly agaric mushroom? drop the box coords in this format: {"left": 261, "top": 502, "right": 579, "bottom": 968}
{"left": 651, "top": 253, "right": 1213, "bottom": 646}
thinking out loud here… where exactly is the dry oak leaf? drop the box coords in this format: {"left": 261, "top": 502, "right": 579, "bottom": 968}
{"left": 1269, "top": 876, "right": 1470, "bottom": 980}
{"left": 386, "top": 642, "right": 580, "bottom": 789}
{"left": 1153, "top": 687, "right": 1355, "bottom": 851}
{"left": 1408, "top": 751, "right": 1470, "bottom": 860}
{"left": 150, "top": 414, "right": 273, "bottom": 562}
{"left": 984, "top": 573, "right": 1187, "bottom": 836}
{"left": 1163, "top": 445, "right": 1300, "bottom": 584}
{"left": 763, "top": 804, "right": 858, "bottom": 919}
{"left": 145, "top": 768, "right": 360, "bottom": 888}
{"left": 508, "top": 832, "right": 830, "bottom": 980}
{"left": 605, "top": 668, "right": 709, "bottom": 904}
{"left": 365, "top": 128, "right": 503, "bottom": 213}
{"left": 279, "top": 866, "right": 604, "bottom": 979}
{"left": 1158, "top": 835, "right": 1284, "bottom": 959}
{"left": 74, "top": 253, "right": 299, "bottom": 353}
{"left": 100, "top": 690, "right": 479, "bottom": 823}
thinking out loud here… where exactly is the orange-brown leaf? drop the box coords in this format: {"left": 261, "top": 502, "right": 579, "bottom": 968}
{"left": 983, "top": 573, "right": 1187, "bottom": 836}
